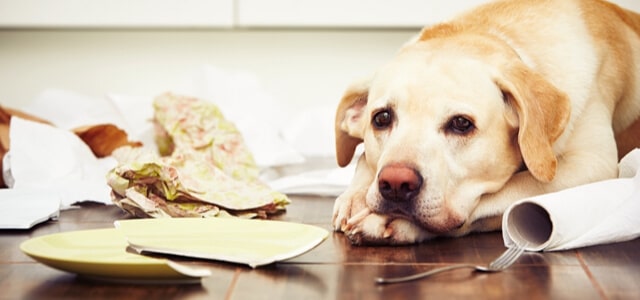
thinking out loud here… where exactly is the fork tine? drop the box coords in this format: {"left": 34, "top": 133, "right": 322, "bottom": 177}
{"left": 489, "top": 243, "right": 527, "bottom": 270}
{"left": 490, "top": 246, "right": 524, "bottom": 270}
{"left": 489, "top": 246, "right": 518, "bottom": 266}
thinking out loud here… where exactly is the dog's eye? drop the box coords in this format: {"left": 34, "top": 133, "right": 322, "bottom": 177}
{"left": 372, "top": 110, "right": 393, "bottom": 129}
{"left": 447, "top": 116, "right": 475, "bottom": 134}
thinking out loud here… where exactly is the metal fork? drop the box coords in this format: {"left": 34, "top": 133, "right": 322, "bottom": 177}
{"left": 375, "top": 242, "right": 528, "bottom": 284}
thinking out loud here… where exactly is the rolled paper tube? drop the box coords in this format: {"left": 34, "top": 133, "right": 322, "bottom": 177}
{"left": 503, "top": 149, "right": 640, "bottom": 251}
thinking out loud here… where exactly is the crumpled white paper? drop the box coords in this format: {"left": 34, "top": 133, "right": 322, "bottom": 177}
{"left": 0, "top": 188, "right": 60, "bottom": 229}
{"left": 502, "top": 148, "right": 640, "bottom": 251}
{"left": 4, "top": 117, "right": 116, "bottom": 207}
{"left": 268, "top": 163, "right": 355, "bottom": 197}
{"left": 23, "top": 89, "right": 129, "bottom": 131}
{"left": 280, "top": 106, "right": 336, "bottom": 158}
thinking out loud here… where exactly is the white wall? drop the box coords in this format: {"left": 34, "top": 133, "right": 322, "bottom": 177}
{"left": 0, "top": 29, "right": 416, "bottom": 110}
{"left": 0, "top": 1, "right": 481, "bottom": 109}
{"left": 1, "top": 0, "right": 639, "bottom": 110}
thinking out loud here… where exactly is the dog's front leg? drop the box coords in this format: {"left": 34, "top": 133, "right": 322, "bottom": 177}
{"left": 332, "top": 155, "right": 372, "bottom": 232}
{"left": 345, "top": 211, "right": 435, "bottom": 245}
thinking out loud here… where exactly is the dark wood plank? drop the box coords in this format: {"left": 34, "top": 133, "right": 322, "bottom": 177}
{"left": 2, "top": 196, "right": 639, "bottom": 299}
{"left": 227, "top": 264, "right": 601, "bottom": 300}
{"left": 575, "top": 240, "right": 640, "bottom": 299}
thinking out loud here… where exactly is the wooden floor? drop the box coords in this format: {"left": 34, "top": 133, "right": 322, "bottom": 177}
{"left": 2, "top": 196, "right": 639, "bottom": 300}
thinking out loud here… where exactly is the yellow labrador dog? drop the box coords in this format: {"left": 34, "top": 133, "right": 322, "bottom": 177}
{"left": 333, "top": 0, "right": 640, "bottom": 245}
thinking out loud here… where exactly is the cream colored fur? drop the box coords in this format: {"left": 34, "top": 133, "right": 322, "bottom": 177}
{"left": 333, "top": 0, "right": 640, "bottom": 245}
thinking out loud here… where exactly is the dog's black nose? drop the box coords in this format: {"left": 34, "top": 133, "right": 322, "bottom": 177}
{"left": 378, "top": 164, "right": 423, "bottom": 202}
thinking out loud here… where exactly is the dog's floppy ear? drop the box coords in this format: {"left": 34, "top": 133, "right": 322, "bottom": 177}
{"left": 495, "top": 62, "right": 571, "bottom": 182}
{"left": 335, "top": 79, "right": 369, "bottom": 167}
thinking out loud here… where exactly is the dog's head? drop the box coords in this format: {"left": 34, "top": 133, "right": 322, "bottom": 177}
{"left": 335, "top": 36, "right": 570, "bottom": 234}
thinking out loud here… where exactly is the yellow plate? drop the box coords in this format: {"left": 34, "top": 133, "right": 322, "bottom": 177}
{"left": 115, "top": 218, "right": 329, "bottom": 268}
{"left": 20, "top": 228, "right": 207, "bottom": 284}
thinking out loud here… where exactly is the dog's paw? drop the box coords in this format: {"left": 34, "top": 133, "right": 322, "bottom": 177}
{"left": 345, "top": 211, "right": 434, "bottom": 245}
{"left": 332, "top": 189, "right": 368, "bottom": 232}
